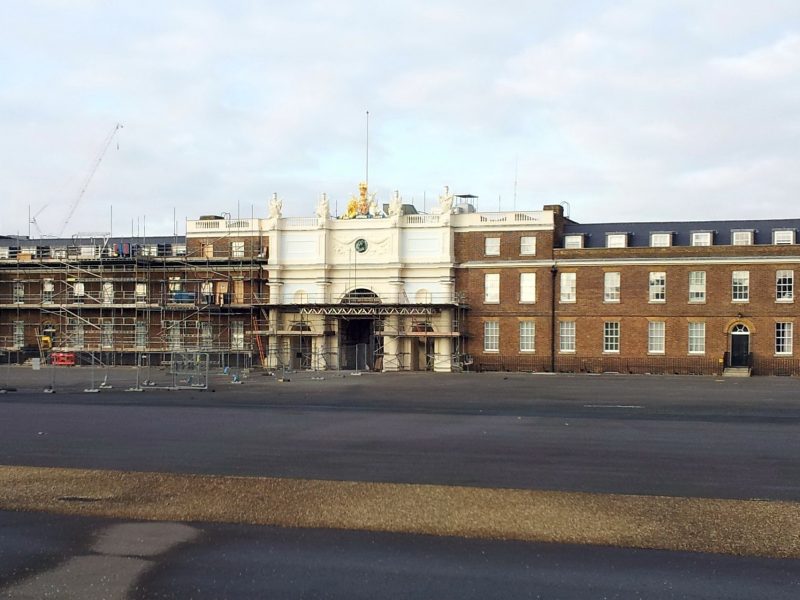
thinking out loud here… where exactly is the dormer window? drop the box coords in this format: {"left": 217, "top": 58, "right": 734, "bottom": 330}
{"left": 606, "top": 233, "right": 628, "bottom": 248}
{"left": 773, "top": 230, "right": 795, "bottom": 245}
{"left": 563, "top": 234, "right": 584, "bottom": 249}
{"left": 732, "top": 230, "right": 753, "bottom": 246}
{"left": 650, "top": 233, "right": 672, "bottom": 247}
{"left": 691, "top": 232, "right": 713, "bottom": 246}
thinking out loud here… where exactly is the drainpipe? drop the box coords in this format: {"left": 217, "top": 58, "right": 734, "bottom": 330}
{"left": 550, "top": 263, "right": 558, "bottom": 373}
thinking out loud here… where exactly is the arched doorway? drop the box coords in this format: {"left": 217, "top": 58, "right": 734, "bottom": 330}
{"left": 729, "top": 323, "right": 750, "bottom": 367}
{"left": 340, "top": 288, "right": 381, "bottom": 370}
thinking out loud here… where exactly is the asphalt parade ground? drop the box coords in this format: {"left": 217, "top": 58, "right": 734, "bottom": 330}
{"left": 1, "top": 368, "right": 799, "bottom": 598}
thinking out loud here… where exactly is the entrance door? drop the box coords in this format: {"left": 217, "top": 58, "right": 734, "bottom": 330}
{"left": 730, "top": 324, "right": 750, "bottom": 366}
{"left": 340, "top": 319, "right": 375, "bottom": 370}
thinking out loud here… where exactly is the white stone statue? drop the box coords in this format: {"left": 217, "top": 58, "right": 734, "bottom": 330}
{"left": 368, "top": 192, "right": 380, "bottom": 218}
{"left": 316, "top": 193, "right": 330, "bottom": 220}
{"left": 388, "top": 190, "right": 403, "bottom": 218}
{"left": 438, "top": 185, "right": 454, "bottom": 224}
{"left": 268, "top": 193, "right": 283, "bottom": 220}
{"left": 439, "top": 185, "right": 454, "bottom": 214}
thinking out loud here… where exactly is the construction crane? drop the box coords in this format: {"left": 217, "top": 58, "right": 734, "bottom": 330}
{"left": 56, "top": 123, "right": 123, "bottom": 238}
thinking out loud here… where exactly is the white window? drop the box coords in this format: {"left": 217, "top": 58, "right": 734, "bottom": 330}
{"left": 606, "top": 233, "right": 627, "bottom": 248}
{"left": 135, "top": 321, "right": 147, "bottom": 349}
{"left": 101, "top": 281, "right": 114, "bottom": 304}
{"left": 201, "top": 243, "right": 214, "bottom": 258}
{"left": 773, "top": 230, "right": 795, "bottom": 245}
{"left": 520, "top": 236, "right": 536, "bottom": 255}
{"left": 51, "top": 247, "right": 67, "bottom": 259}
{"left": 172, "top": 244, "right": 187, "bottom": 256}
{"left": 650, "top": 233, "right": 672, "bottom": 247}
{"left": 231, "top": 321, "right": 245, "bottom": 350}
{"left": 13, "top": 281, "right": 24, "bottom": 303}
{"left": 13, "top": 321, "right": 24, "bottom": 348}
{"left": 689, "top": 271, "right": 706, "bottom": 303}
{"left": 560, "top": 272, "right": 576, "bottom": 303}
{"left": 776, "top": 270, "right": 794, "bottom": 302}
{"left": 559, "top": 321, "right": 576, "bottom": 353}
{"left": 649, "top": 272, "right": 666, "bottom": 302}
{"left": 603, "top": 322, "right": 620, "bottom": 353}
{"left": 484, "top": 237, "right": 500, "bottom": 256}
{"left": 563, "top": 234, "right": 584, "bottom": 249}
{"left": 42, "top": 279, "right": 54, "bottom": 304}
{"left": 732, "top": 231, "right": 753, "bottom": 246}
{"left": 732, "top": 271, "right": 749, "bottom": 302}
{"left": 169, "top": 277, "right": 183, "bottom": 292}
{"left": 484, "top": 273, "right": 500, "bottom": 303}
{"left": 648, "top": 321, "right": 665, "bottom": 354}
{"left": 80, "top": 246, "right": 99, "bottom": 258}
{"left": 0, "top": 247, "right": 9, "bottom": 259}
{"left": 519, "top": 273, "right": 536, "bottom": 303}
{"left": 688, "top": 322, "right": 705, "bottom": 354}
{"left": 484, "top": 321, "right": 499, "bottom": 352}
{"left": 691, "top": 232, "right": 712, "bottom": 247}
{"left": 519, "top": 321, "right": 535, "bottom": 352}
{"left": 604, "top": 272, "right": 620, "bottom": 303}
{"left": 776, "top": 323, "right": 793, "bottom": 355}
{"left": 135, "top": 282, "right": 148, "bottom": 303}
{"left": 73, "top": 282, "right": 85, "bottom": 302}
{"left": 231, "top": 240, "right": 245, "bottom": 258}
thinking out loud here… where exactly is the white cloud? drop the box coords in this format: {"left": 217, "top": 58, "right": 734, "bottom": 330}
{"left": 1, "top": 1, "right": 799, "bottom": 234}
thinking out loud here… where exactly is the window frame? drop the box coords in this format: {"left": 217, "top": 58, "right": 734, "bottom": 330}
{"left": 559, "top": 321, "right": 576, "bottom": 353}
{"left": 563, "top": 234, "right": 584, "bottom": 249}
{"left": 603, "top": 271, "right": 620, "bottom": 303}
{"left": 484, "top": 273, "right": 500, "bottom": 304}
{"left": 606, "top": 233, "right": 628, "bottom": 248}
{"left": 520, "top": 236, "right": 536, "bottom": 256}
{"left": 648, "top": 321, "right": 665, "bottom": 354}
{"left": 775, "top": 322, "right": 794, "bottom": 355}
{"left": 519, "top": 321, "right": 535, "bottom": 353}
{"left": 650, "top": 233, "right": 672, "bottom": 247}
{"left": 483, "top": 320, "right": 499, "bottom": 352}
{"left": 519, "top": 273, "right": 536, "bottom": 303}
{"left": 648, "top": 272, "right": 666, "bottom": 303}
{"left": 773, "top": 230, "right": 795, "bottom": 245}
{"left": 732, "top": 230, "right": 753, "bottom": 246}
{"left": 732, "top": 271, "right": 750, "bottom": 302}
{"left": 776, "top": 270, "right": 794, "bottom": 303}
{"left": 603, "top": 321, "right": 620, "bottom": 353}
{"left": 560, "top": 272, "right": 576, "bottom": 303}
{"left": 688, "top": 322, "right": 706, "bottom": 354}
{"left": 484, "top": 237, "right": 500, "bottom": 256}
{"left": 689, "top": 271, "right": 706, "bottom": 303}
{"left": 691, "top": 231, "right": 713, "bottom": 247}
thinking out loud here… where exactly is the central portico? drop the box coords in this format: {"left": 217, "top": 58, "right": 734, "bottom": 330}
{"left": 263, "top": 186, "right": 461, "bottom": 372}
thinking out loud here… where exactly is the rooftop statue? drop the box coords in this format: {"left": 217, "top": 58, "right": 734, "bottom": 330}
{"left": 268, "top": 193, "right": 283, "bottom": 220}
{"left": 341, "top": 182, "right": 381, "bottom": 219}
{"left": 316, "top": 193, "right": 330, "bottom": 220}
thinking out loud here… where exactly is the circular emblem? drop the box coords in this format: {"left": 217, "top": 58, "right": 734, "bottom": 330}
{"left": 354, "top": 238, "right": 368, "bottom": 253}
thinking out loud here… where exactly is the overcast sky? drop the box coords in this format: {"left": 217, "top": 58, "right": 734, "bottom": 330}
{"left": 2, "top": 1, "right": 799, "bottom": 237}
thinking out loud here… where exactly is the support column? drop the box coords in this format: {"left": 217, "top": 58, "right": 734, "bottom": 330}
{"left": 383, "top": 314, "right": 401, "bottom": 372}
{"left": 267, "top": 307, "right": 280, "bottom": 369}
{"left": 434, "top": 308, "right": 454, "bottom": 372}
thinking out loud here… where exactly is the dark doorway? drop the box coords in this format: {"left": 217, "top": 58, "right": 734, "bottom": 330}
{"left": 340, "top": 318, "right": 376, "bottom": 370}
{"left": 730, "top": 325, "right": 750, "bottom": 367}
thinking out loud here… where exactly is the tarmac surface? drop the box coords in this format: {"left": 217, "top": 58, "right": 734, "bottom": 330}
{"left": 1, "top": 368, "right": 799, "bottom": 597}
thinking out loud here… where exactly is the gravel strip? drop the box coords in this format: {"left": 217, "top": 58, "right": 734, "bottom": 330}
{"left": 1, "top": 464, "right": 799, "bottom": 559}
